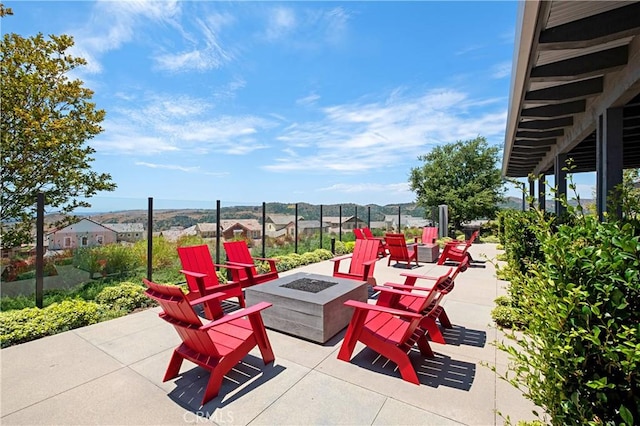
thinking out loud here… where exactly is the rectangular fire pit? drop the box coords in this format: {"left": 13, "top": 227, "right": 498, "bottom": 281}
{"left": 245, "top": 272, "right": 368, "bottom": 343}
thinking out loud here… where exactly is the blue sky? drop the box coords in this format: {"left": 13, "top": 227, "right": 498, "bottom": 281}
{"left": 4, "top": 1, "right": 597, "bottom": 211}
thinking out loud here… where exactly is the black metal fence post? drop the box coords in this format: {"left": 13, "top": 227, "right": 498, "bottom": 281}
{"left": 339, "top": 205, "right": 342, "bottom": 241}
{"left": 294, "top": 203, "right": 298, "bottom": 254}
{"left": 319, "top": 204, "right": 323, "bottom": 250}
{"left": 355, "top": 205, "right": 358, "bottom": 229}
{"left": 262, "top": 202, "right": 266, "bottom": 258}
{"left": 216, "top": 200, "right": 221, "bottom": 264}
{"left": 35, "top": 192, "right": 44, "bottom": 308}
{"left": 147, "top": 197, "right": 153, "bottom": 281}
{"left": 367, "top": 206, "right": 371, "bottom": 228}
{"left": 398, "top": 206, "right": 401, "bottom": 232}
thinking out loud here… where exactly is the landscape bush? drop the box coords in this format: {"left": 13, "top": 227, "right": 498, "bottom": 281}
{"left": 1, "top": 299, "right": 101, "bottom": 347}
{"left": 497, "top": 203, "right": 640, "bottom": 425}
{"left": 95, "top": 282, "right": 156, "bottom": 312}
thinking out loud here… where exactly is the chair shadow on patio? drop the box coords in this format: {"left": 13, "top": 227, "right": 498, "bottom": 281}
{"left": 349, "top": 347, "right": 477, "bottom": 391}
{"left": 167, "top": 353, "right": 287, "bottom": 415}
{"left": 439, "top": 325, "right": 487, "bottom": 348}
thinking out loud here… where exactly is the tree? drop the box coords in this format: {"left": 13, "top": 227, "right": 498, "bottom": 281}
{"left": 408, "top": 136, "right": 505, "bottom": 233}
{"left": 1, "top": 32, "right": 116, "bottom": 248}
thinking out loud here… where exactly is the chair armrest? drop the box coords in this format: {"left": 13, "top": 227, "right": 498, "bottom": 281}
{"left": 180, "top": 269, "right": 207, "bottom": 279}
{"left": 330, "top": 254, "right": 353, "bottom": 263}
{"left": 188, "top": 291, "right": 227, "bottom": 306}
{"left": 255, "top": 257, "right": 279, "bottom": 263}
{"left": 214, "top": 262, "right": 246, "bottom": 272}
{"left": 374, "top": 285, "right": 434, "bottom": 297}
{"left": 201, "top": 302, "right": 273, "bottom": 330}
{"left": 344, "top": 300, "right": 422, "bottom": 319}
{"left": 226, "top": 261, "right": 256, "bottom": 269}
{"left": 400, "top": 268, "right": 452, "bottom": 282}
{"left": 379, "top": 282, "right": 434, "bottom": 292}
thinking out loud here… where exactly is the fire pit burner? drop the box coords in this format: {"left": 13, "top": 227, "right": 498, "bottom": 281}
{"left": 280, "top": 278, "right": 337, "bottom": 293}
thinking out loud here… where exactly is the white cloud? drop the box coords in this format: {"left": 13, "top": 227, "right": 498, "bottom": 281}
{"left": 262, "top": 5, "right": 351, "bottom": 47}
{"left": 264, "top": 87, "right": 507, "bottom": 173}
{"left": 296, "top": 93, "right": 321, "bottom": 106}
{"left": 491, "top": 61, "right": 512, "bottom": 79}
{"left": 95, "top": 92, "right": 277, "bottom": 156}
{"left": 319, "top": 182, "right": 410, "bottom": 194}
{"left": 135, "top": 162, "right": 229, "bottom": 176}
{"left": 265, "top": 7, "right": 297, "bottom": 41}
{"left": 70, "top": 0, "right": 181, "bottom": 74}
{"left": 135, "top": 162, "right": 199, "bottom": 172}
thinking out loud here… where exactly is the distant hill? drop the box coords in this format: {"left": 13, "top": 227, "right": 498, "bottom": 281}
{"left": 44, "top": 202, "right": 428, "bottom": 232}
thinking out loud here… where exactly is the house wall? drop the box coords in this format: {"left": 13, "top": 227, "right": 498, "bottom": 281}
{"left": 48, "top": 229, "right": 117, "bottom": 250}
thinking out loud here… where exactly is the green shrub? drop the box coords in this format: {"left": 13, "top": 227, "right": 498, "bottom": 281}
{"left": 494, "top": 295, "right": 511, "bottom": 306}
{"left": 1, "top": 299, "right": 101, "bottom": 347}
{"left": 301, "top": 252, "right": 321, "bottom": 265}
{"left": 333, "top": 240, "right": 348, "bottom": 255}
{"left": 498, "top": 207, "right": 640, "bottom": 425}
{"left": 95, "top": 282, "right": 155, "bottom": 312}
{"left": 314, "top": 249, "right": 334, "bottom": 261}
{"left": 491, "top": 305, "right": 522, "bottom": 329}
{"left": 344, "top": 241, "right": 355, "bottom": 253}
{"left": 98, "top": 244, "right": 141, "bottom": 276}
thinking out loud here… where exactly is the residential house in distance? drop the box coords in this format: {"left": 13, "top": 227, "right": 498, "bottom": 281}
{"left": 265, "top": 214, "right": 300, "bottom": 237}
{"left": 297, "top": 220, "right": 331, "bottom": 236}
{"left": 156, "top": 225, "right": 197, "bottom": 242}
{"left": 220, "top": 219, "right": 262, "bottom": 241}
{"left": 47, "top": 218, "right": 117, "bottom": 250}
{"left": 195, "top": 222, "right": 218, "bottom": 238}
{"left": 383, "top": 215, "right": 430, "bottom": 231}
{"left": 102, "top": 223, "right": 146, "bottom": 243}
{"left": 323, "top": 216, "right": 367, "bottom": 232}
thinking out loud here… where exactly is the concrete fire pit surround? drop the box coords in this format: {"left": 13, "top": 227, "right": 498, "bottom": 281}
{"left": 245, "top": 272, "right": 368, "bottom": 344}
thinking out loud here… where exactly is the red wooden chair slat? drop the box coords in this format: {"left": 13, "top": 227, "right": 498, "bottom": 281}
{"left": 361, "top": 227, "right": 387, "bottom": 257}
{"left": 330, "top": 239, "right": 379, "bottom": 284}
{"left": 223, "top": 241, "right": 279, "bottom": 287}
{"left": 177, "top": 245, "right": 245, "bottom": 310}
{"left": 417, "top": 227, "right": 438, "bottom": 244}
{"left": 384, "top": 233, "right": 419, "bottom": 268}
{"left": 143, "top": 278, "right": 275, "bottom": 406}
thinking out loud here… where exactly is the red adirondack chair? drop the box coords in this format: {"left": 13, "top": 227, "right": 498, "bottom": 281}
{"left": 223, "top": 241, "right": 279, "bottom": 287}
{"left": 384, "top": 258, "right": 470, "bottom": 344}
{"left": 143, "top": 278, "right": 275, "bottom": 406}
{"left": 362, "top": 227, "right": 387, "bottom": 257}
{"left": 331, "top": 238, "right": 379, "bottom": 284}
{"left": 177, "top": 245, "right": 245, "bottom": 310}
{"left": 437, "top": 230, "right": 479, "bottom": 265}
{"left": 337, "top": 286, "right": 438, "bottom": 385}
{"left": 416, "top": 226, "right": 438, "bottom": 244}
{"left": 384, "top": 233, "right": 419, "bottom": 268}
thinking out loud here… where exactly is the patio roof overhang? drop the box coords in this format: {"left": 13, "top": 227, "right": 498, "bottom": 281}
{"left": 503, "top": 0, "right": 640, "bottom": 178}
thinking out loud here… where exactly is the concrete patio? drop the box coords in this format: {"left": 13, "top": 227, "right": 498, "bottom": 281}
{"left": 1, "top": 243, "right": 540, "bottom": 425}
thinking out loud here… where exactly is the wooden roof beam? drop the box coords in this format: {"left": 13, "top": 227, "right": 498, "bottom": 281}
{"left": 521, "top": 99, "right": 586, "bottom": 118}
{"left": 539, "top": 3, "right": 640, "bottom": 50}
{"left": 530, "top": 46, "right": 628, "bottom": 82}
{"left": 524, "top": 77, "right": 603, "bottom": 103}
{"left": 518, "top": 117, "right": 573, "bottom": 130}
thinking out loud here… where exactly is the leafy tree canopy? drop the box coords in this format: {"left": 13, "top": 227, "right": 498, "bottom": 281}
{"left": 1, "top": 32, "right": 116, "bottom": 248}
{"left": 409, "top": 136, "right": 505, "bottom": 232}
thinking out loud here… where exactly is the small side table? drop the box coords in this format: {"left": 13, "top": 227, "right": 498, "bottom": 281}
{"left": 417, "top": 244, "right": 440, "bottom": 263}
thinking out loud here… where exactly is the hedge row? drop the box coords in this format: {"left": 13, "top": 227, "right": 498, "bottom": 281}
{"left": 496, "top": 207, "right": 639, "bottom": 425}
